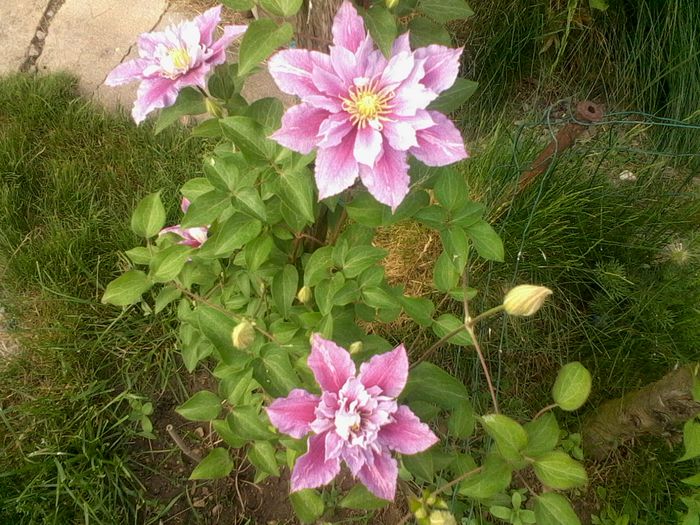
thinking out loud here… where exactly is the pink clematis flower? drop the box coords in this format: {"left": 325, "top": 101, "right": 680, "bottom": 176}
{"left": 159, "top": 198, "right": 208, "bottom": 248}
{"left": 268, "top": 1, "right": 468, "bottom": 210}
{"left": 266, "top": 334, "right": 438, "bottom": 501}
{"left": 105, "top": 5, "right": 246, "bottom": 124}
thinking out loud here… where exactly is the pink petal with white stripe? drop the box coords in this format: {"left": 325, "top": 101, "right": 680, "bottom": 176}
{"left": 378, "top": 405, "right": 439, "bottom": 454}
{"left": 359, "top": 146, "right": 410, "bottom": 211}
{"left": 357, "top": 450, "right": 398, "bottom": 500}
{"left": 271, "top": 104, "right": 329, "bottom": 155}
{"left": 132, "top": 78, "right": 181, "bottom": 124}
{"left": 414, "top": 45, "right": 463, "bottom": 94}
{"left": 195, "top": 5, "right": 222, "bottom": 46}
{"left": 315, "top": 132, "right": 359, "bottom": 199}
{"left": 266, "top": 389, "right": 321, "bottom": 439}
{"left": 291, "top": 433, "right": 341, "bottom": 492}
{"left": 358, "top": 344, "right": 408, "bottom": 397}
{"left": 354, "top": 125, "right": 383, "bottom": 167}
{"left": 308, "top": 334, "right": 356, "bottom": 394}
{"left": 268, "top": 49, "right": 321, "bottom": 98}
{"left": 411, "top": 111, "right": 469, "bottom": 166}
{"left": 332, "top": 1, "right": 367, "bottom": 53}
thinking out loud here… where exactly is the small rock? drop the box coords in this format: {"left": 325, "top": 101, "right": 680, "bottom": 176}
{"left": 28, "top": 44, "right": 41, "bottom": 57}
{"left": 618, "top": 170, "right": 637, "bottom": 182}
{"left": 46, "top": 9, "right": 54, "bottom": 17}
{"left": 36, "top": 30, "right": 47, "bottom": 40}
{"left": 194, "top": 427, "right": 205, "bottom": 438}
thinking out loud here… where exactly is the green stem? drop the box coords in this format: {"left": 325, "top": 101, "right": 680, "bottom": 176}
{"left": 467, "top": 305, "right": 505, "bottom": 328}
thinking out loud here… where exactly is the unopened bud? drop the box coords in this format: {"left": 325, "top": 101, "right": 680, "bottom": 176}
{"left": 231, "top": 320, "right": 255, "bottom": 349}
{"left": 503, "top": 285, "right": 553, "bottom": 317}
{"left": 348, "top": 341, "right": 363, "bottom": 354}
{"left": 385, "top": 0, "right": 399, "bottom": 9}
{"left": 429, "top": 510, "right": 457, "bottom": 525}
{"left": 204, "top": 97, "right": 224, "bottom": 118}
{"left": 296, "top": 286, "right": 313, "bottom": 304}
{"left": 414, "top": 508, "right": 428, "bottom": 520}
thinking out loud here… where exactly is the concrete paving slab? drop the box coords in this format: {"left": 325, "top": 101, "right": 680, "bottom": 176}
{"left": 37, "top": 0, "right": 168, "bottom": 102}
{"left": 0, "top": 0, "right": 48, "bottom": 74}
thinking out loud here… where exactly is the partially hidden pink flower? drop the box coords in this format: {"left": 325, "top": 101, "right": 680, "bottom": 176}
{"left": 105, "top": 5, "right": 246, "bottom": 124}
{"left": 266, "top": 334, "right": 438, "bottom": 500}
{"left": 158, "top": 198, "right": 208, "bottom": 248}
{"left": 268, "top": 1, "right": 468, "bottom": 211}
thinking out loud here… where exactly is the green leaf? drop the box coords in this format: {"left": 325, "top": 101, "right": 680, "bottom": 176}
{"left": 342, "top": 246, "right": 387, "bottom": 279}
{"left": 432, "top": 314, "right": 472, "bottom": 346}
{"left": 316, "top": 274, "right": 346, "bottom": 316}
{"left": 305, "top": 246, "right": 334, "bottom": 286}
{"left": 679, "top": 419, "right": 700, "bottom": 462}
{"left": 238, "top": 19, "right": 294, "bottom": 77}
{"left": 230, "top": 405, "right": 276, "bottom": 440}
{"left": 189, "top": 448, "right": 234, "bottom": 480}
{"left": 248, "top": 441, "right": 280, "bottom": 476}
{"left": 278, "top": 168, "right": 316, "bottom": 225}
{"left": 434, "top": 168, "right": 468, "bottom": 211}
{"left": 220, "top": 367, "right": 255, "bottom": 405}
{"left": 466, "top": 220, "right": 504, "bottom": 262}
{"left": 244, "top": 234, "right": 274, "bottom": 271}
{"left": 223, "top": 0, "right": 255, "bottom": 10}
{"left": 403, "top": 449, "right": 435, "bottom": 482}
{"left": 245, "top": 97, "right": 284, "bottom": 130}
{"left": 272, "top": 265, "right": 298, "bottom": 319}
{"left": 400, "top": 296, "right": 435, "bottom": 327}
{"left": 254, "top": 344, "right": 300, "bottom": 397}
{"left": 102, "top": 270, "right": 151, "bottom": 306}
{"left": 417, "top": 0, "right": 474, "bottom": 22}
{"left": 181, "top": 189, "right": 230, "bottom": 228}
{"left": 235, "top": 186, "right": 267, "bottom": 221}
{"left": 259, "top": 0, "right": 303, "bottom": 17}
{"left": 175, "top": 390, "right": 222, "bottom": 421}
{"left": 408, "top": 16, "right": 452, "bottom": 48}
{"left": 533, "top": 451, "right": 588, "bottom": 490}
{"left": 534, "top": 493, "right": 581, "bottom": 525}
{"left": 431, "top": 78, "right": 479, "bottom": 113}
{"left": 523, "top": 412, "right": 560, "bottom": 456}
{"left": 481, "top": 413, "right": 528, "bottom": 461}
{"left": 433, "top": 252, "right": 460, "bottom": 292}
{"left": 199, "top": 214, "right": 262, "bottom": 258}
{"left": 196, "top": 306, "right": 244, "bottom": 364}
{"left": 448, "top": 400, "right": 476, "bottom": 438}
{"left": 441, "top": 227, "right": 470, "bottom": 273}
{"left": 589, "top": 0, "right": 609, "bottom": 11}
{"left": 154, "top": 285, "right": 182, "bottom": 313}
{"left": 155, "top": 87, "right": 206, "bottom": 134}
{"left": 149, "top": 244, "right": 192, "bottom": 282}
{"left": 552, "top": 362, "right": 592, "bottom": 411}
{"left": 490, "top": 506, "right": 513, "bottom": 521}
{"left": 340, "top": 484, "right": 390, "bottom": 509}
{"left": 213, "top": 416, "right": 246, "bottom": 448}
{"left": 362, "top": 285, "right": 399, "bottom": 310}
{"left": 131, "top": 192, "right": 166, "bottom": 238}
{"left": 125, "top": 246, "right": 152, "bottom": 266}
{"left": 221, "top": 116, "right": 277, "bottom": 162}
{"left": 459, "top": 454, "right": 511, "bottom": 499}
{"left": 362, "top": 5, "right": 397, "bottom": 57}
{"left": 403, "top": 362, "right": 471, "bottom": 410}
{"left": 290, "top": 489, "right": 324, "bottom": 524}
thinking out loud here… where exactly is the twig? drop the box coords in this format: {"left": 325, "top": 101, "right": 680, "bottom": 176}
{"left": 166, "top": 424, "right": 201, "bottom": 461}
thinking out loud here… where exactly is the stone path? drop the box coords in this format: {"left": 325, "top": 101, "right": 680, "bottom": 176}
{"left": 1, "top": 0, "right": 288, "bottom": 115}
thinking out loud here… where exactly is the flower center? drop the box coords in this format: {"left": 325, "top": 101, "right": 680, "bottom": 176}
{"left": 160, "top": 47, "right": 192, "bottom": 78}
{"left": 170, "top": 48, "right": 191, "bottom": 71}
{"left": 334, "top": 402, "right": 363, "bottom": 441}
{"left": 342, "top": 79, "right": 394, "bottom": 129}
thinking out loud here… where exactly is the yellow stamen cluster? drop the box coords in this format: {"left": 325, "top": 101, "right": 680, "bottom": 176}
{"left": 342, "top": 81, "right": 394, "bottom": 129}
{"left": 169, "top": 48, "right": 191, "bottom": 70}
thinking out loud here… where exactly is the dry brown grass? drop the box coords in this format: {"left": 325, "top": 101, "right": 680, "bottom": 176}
{"left": 171, "top": 0, "right": 249, "bottom": 24}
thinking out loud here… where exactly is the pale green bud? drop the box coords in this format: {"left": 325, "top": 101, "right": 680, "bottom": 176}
{"left": 296, "top": 286, "right": 313, "bottom": 304}
{"left": 231, "top": 320, "right": 255, "bottom": 349}
{"left": 348, "top": 341, "right": 363, "bottom": 354}
{"left": 429, "top": 510, "right": 457, "bottom": 525}
{"left": 503, "top": 285, "right": 553, "bottom": 317}
{"left": 415, "top": 508, "right": 428, "bottom": 520}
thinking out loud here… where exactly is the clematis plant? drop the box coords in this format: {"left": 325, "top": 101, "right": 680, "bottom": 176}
{"left": 267, "top": 334, "right": 437, "bottom": 500}
{"left": 105, "top": 5, "right": 246, "bottom": 123}
{"left": 268, "top": 2, "right": 468, "bottom": 210}
{"left": 103, "top": 1, "right": 592, "bottom": 523}
{"left": 158, "top": 198, "right": 208, "bottom": 248}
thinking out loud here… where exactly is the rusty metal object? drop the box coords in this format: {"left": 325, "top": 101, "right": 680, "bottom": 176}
{"left": 518, "top": 100, "right": 604, "bottom": 191}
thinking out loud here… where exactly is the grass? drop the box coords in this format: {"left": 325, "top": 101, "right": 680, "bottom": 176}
{"left": 0, "top": 73, "right": 202, "bottom": 524}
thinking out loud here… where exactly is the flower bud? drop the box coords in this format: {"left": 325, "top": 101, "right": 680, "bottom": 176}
{"left": 503, "top": 285, "right": 553, "bottom": 317}
{"left": 348, "top": 341, "right": 363, "bottom": 355}
{"left": 414, "top": 508, "right": 428, "bottom": 520}
{"left": 231, "top": 320, "right": 255, "bottom": 349}
{"left": 385, "top": 0, "right": 399, "bottom": 9}
{"left": 296, "top": 286, "right": 313, "bottom": 304}
{"left": 429, "top": 510, "right": 457, "bottom": 525}
{"left": 205, "top": 97, "right": 224, "bottom": 118}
